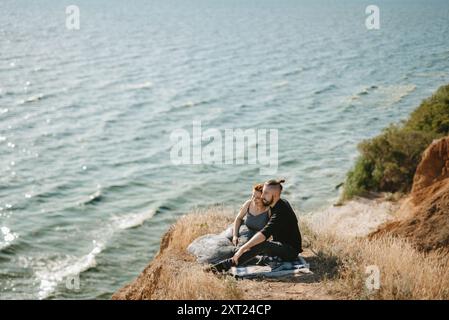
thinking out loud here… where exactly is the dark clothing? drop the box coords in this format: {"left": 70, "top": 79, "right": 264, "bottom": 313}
{"left": 237, "top": 240, "right": 298, "bottom": 266}
{"left": 210, "top": 198, "right": 303, "bottom": 272}
{"left": 211, "top": 240, "right": 299, "bottom": 272}
{"left": 245, "top": 209, "right": 270, "bottom": 232}
{"left": 260, "top": 198, "right": 303, "bottom": 254}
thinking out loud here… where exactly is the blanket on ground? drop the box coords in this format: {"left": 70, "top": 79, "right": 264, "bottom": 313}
{"left": 187, "top": 224, "right": 311, "bottom": 278}
{"left": 230, "top": 255, "right": 311, "bottom": 279}
{"left": 187, "top": 224, "right": 253, "bottom": 265}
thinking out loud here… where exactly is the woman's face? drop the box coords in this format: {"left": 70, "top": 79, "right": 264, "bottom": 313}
{"left": 252, "top": 190, "right": 263, "bottom": 206}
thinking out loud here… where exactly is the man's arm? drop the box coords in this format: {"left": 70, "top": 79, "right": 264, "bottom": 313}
{"left": 239, "top": 231, "right": 266, "bottom": 252}
{"left": 233, "top": 212, "right": 279, "bottom": 264}
{"left": 232, "top": 231, "right": 266, "bottom": 264}
{"left": 232, "top": 208, "right": 283, "bottom": 264}
{"left": 260, "top": 209, "right": 281, "bottom": 239}
{"left": 244, "top": 209, "right": 283, "bottom": 251}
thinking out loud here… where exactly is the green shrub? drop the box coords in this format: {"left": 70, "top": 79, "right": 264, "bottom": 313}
{"left": 343, "top": 84, "right": 449, "bottom": 200}
{"left": 343, "top": 126, "right": 435, "bottom": 199}
{"left": 344, "top": 157, "right": 376, "bottom": 199}
{"left": 406, "top": 85, "right": 449, "bottom": 134}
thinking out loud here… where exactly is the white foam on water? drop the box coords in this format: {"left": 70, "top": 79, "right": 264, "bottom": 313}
{"left": 35, "top": 240, "right": 104, "bottom": 300}
{"left": 377, "top": 84, "right": 416, "bottom": 106}
{"left": 273, "top": 80, "right": 289, "bottom": 88}
{"left": 78, "top": 189, "right": 103, "bottom": 205}
{"left": 125, "top": 81, "right": 153, "bottom": 90}
{"left": 18, "top": 93, "right": 45, "bottom": 104}
{"left": 0, "top": 226, "right": 18, "bottom": 250}
{"left": 414, "top": 71, "right": 447, "bottom": 78}
{"left": 111, "top": 210, "right": 155, "bottom": 230}
{"left": 345, "top": 84, "right": 416, "bottom": 106}
{"left": 33, "top": 210, "right": 154, "bottom": 299}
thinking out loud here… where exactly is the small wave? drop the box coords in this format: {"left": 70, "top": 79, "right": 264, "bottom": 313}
{"left": 79, "top": 190, "right": 103, "bottom": 206}
{"left": 349, "top": 85, "right": 378, "bottom": 100}
{"left": 33, "top": 209, "right": 154, "bottom": 299}
{"left": 282, "top": 67, "right": 304, "bottom": 77}
{"left": 111, "top": 210, "right": 155, "bottom": 230}
{"left": 174, "top": 98, "right": 218, "bottom": 110}
{"left": 18, "top": 93, "right": 45, "bottom": 104}
{"left": 125, "top": 81, "right": 153, "bottom": 90}
{"left": 0, "top": 226, "right": 19, "bottom": 251}
{"left": 314, "top": 84, "right": 337, "bottom": 95}
{"left": 155, "top": 205, "right": 173, "bottom": 215}
{"left": 358, "top": 89, "right": 369, "bottom": 96}
{"left": 347, "top": 84, "right": 415, "bottom": 106}
{"left": 378, "top": 84, "right": 416, "bottom": 105}
{"left": 180, "top": 101, "right": 195, "bottom": 108}
{"left": 413, "top": 71, "right": 447, "bottom": 78}
{"left": 273, "top": 80, "right": 289, "bottom": 88}
{"left": 35, "top": 241, "right": 104, "bottom": 300}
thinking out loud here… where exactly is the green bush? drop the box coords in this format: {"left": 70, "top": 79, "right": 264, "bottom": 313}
{"left": 343, "top": 84, "right": 449, "bottom": 200}
{"left": 406, "top": 85, "right": 449, "bottom": 134}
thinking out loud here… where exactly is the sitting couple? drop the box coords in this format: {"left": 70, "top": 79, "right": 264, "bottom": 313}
{"left": 210, "top": 179, "right": 303, "bottom": 273}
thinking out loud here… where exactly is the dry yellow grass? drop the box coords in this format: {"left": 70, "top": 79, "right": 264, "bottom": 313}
{"left": 165, "top": 205, "right": 235, "bottom": 252}
{"left": 307, "top": 225, "right": 449, "bottom": 299}
{"left": 162, "top": 264, "right": 242, "bottom": 300}
{"left": 113, "top": 206, "right": 243, "bottom": 300}
{"left": 114, "top": 205, "right": 449, "bottom": 300}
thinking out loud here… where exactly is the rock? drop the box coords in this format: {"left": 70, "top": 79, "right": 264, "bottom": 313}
{"left": 370, "top": 136, "right": 449, "bottom": 252}
{"left": 412, "top": 137, "right": 449, "bottom": 195}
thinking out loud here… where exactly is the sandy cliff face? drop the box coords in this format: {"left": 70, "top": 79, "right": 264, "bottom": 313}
{"left": 411, "top": 136, "right": 449, "bottom": 203}
{"left": 111, "top": 210, "right": 245, "bottom": 300}
{"left": 371, "top": 136, "right": 449, "bottom": 252}
{"left": 112, "top": 226, "right": 176, "bottom": 300}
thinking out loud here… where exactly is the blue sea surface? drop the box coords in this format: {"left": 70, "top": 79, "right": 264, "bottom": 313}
{"left": 0, "top": 0, "right": 448, "bottom": 299}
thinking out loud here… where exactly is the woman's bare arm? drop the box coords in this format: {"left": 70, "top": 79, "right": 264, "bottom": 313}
{"left": 233, "top": 199, "right": 251, "bottom": 240}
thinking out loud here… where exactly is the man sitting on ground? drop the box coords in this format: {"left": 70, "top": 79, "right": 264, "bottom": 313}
{"left": 210, "top": 179, "right": 303, "bottom": 272}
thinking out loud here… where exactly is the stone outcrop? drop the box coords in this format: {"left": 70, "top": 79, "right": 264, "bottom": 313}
{"left": 371, "top": 137, "right": 449, "bottom": 252}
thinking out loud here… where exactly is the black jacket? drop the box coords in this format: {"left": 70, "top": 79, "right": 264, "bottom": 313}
{"left": 260, "top": 198, "right": 303, "bottom": 253}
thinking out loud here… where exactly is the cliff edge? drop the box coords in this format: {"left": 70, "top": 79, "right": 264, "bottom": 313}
{"left": 112, "top": 138, "right": 449, "bottom": 300}
{"left": 371, "top": 136, "right": 449, "bottom": 252}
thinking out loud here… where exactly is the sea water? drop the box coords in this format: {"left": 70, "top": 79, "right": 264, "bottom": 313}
{"left": 1, "top": 0, "right": 449, "bottom": 299}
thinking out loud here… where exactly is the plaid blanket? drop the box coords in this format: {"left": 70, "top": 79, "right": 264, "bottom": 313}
{"left": 230, "top": 255, "right": 312, "bottom": 279}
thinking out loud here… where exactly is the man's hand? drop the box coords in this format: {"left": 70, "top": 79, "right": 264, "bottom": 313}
{"left": 232, "top": 246, "right": 249, "bottom": 265}
{"left": 232, "top": 236, "right": 239, "bottom": 246}
{"left": 232, "top": 232, "right": 266, "bottom": 265}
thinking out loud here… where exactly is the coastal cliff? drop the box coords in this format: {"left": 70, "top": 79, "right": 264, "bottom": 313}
{"left": 113, "top": 85, "right": 449, "bottom": 300}
{"left": 370, "top": 136, "right": 449, "bottom": 252}
{"left": 112, "top": 136, "right": 449, "bottom": 300}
